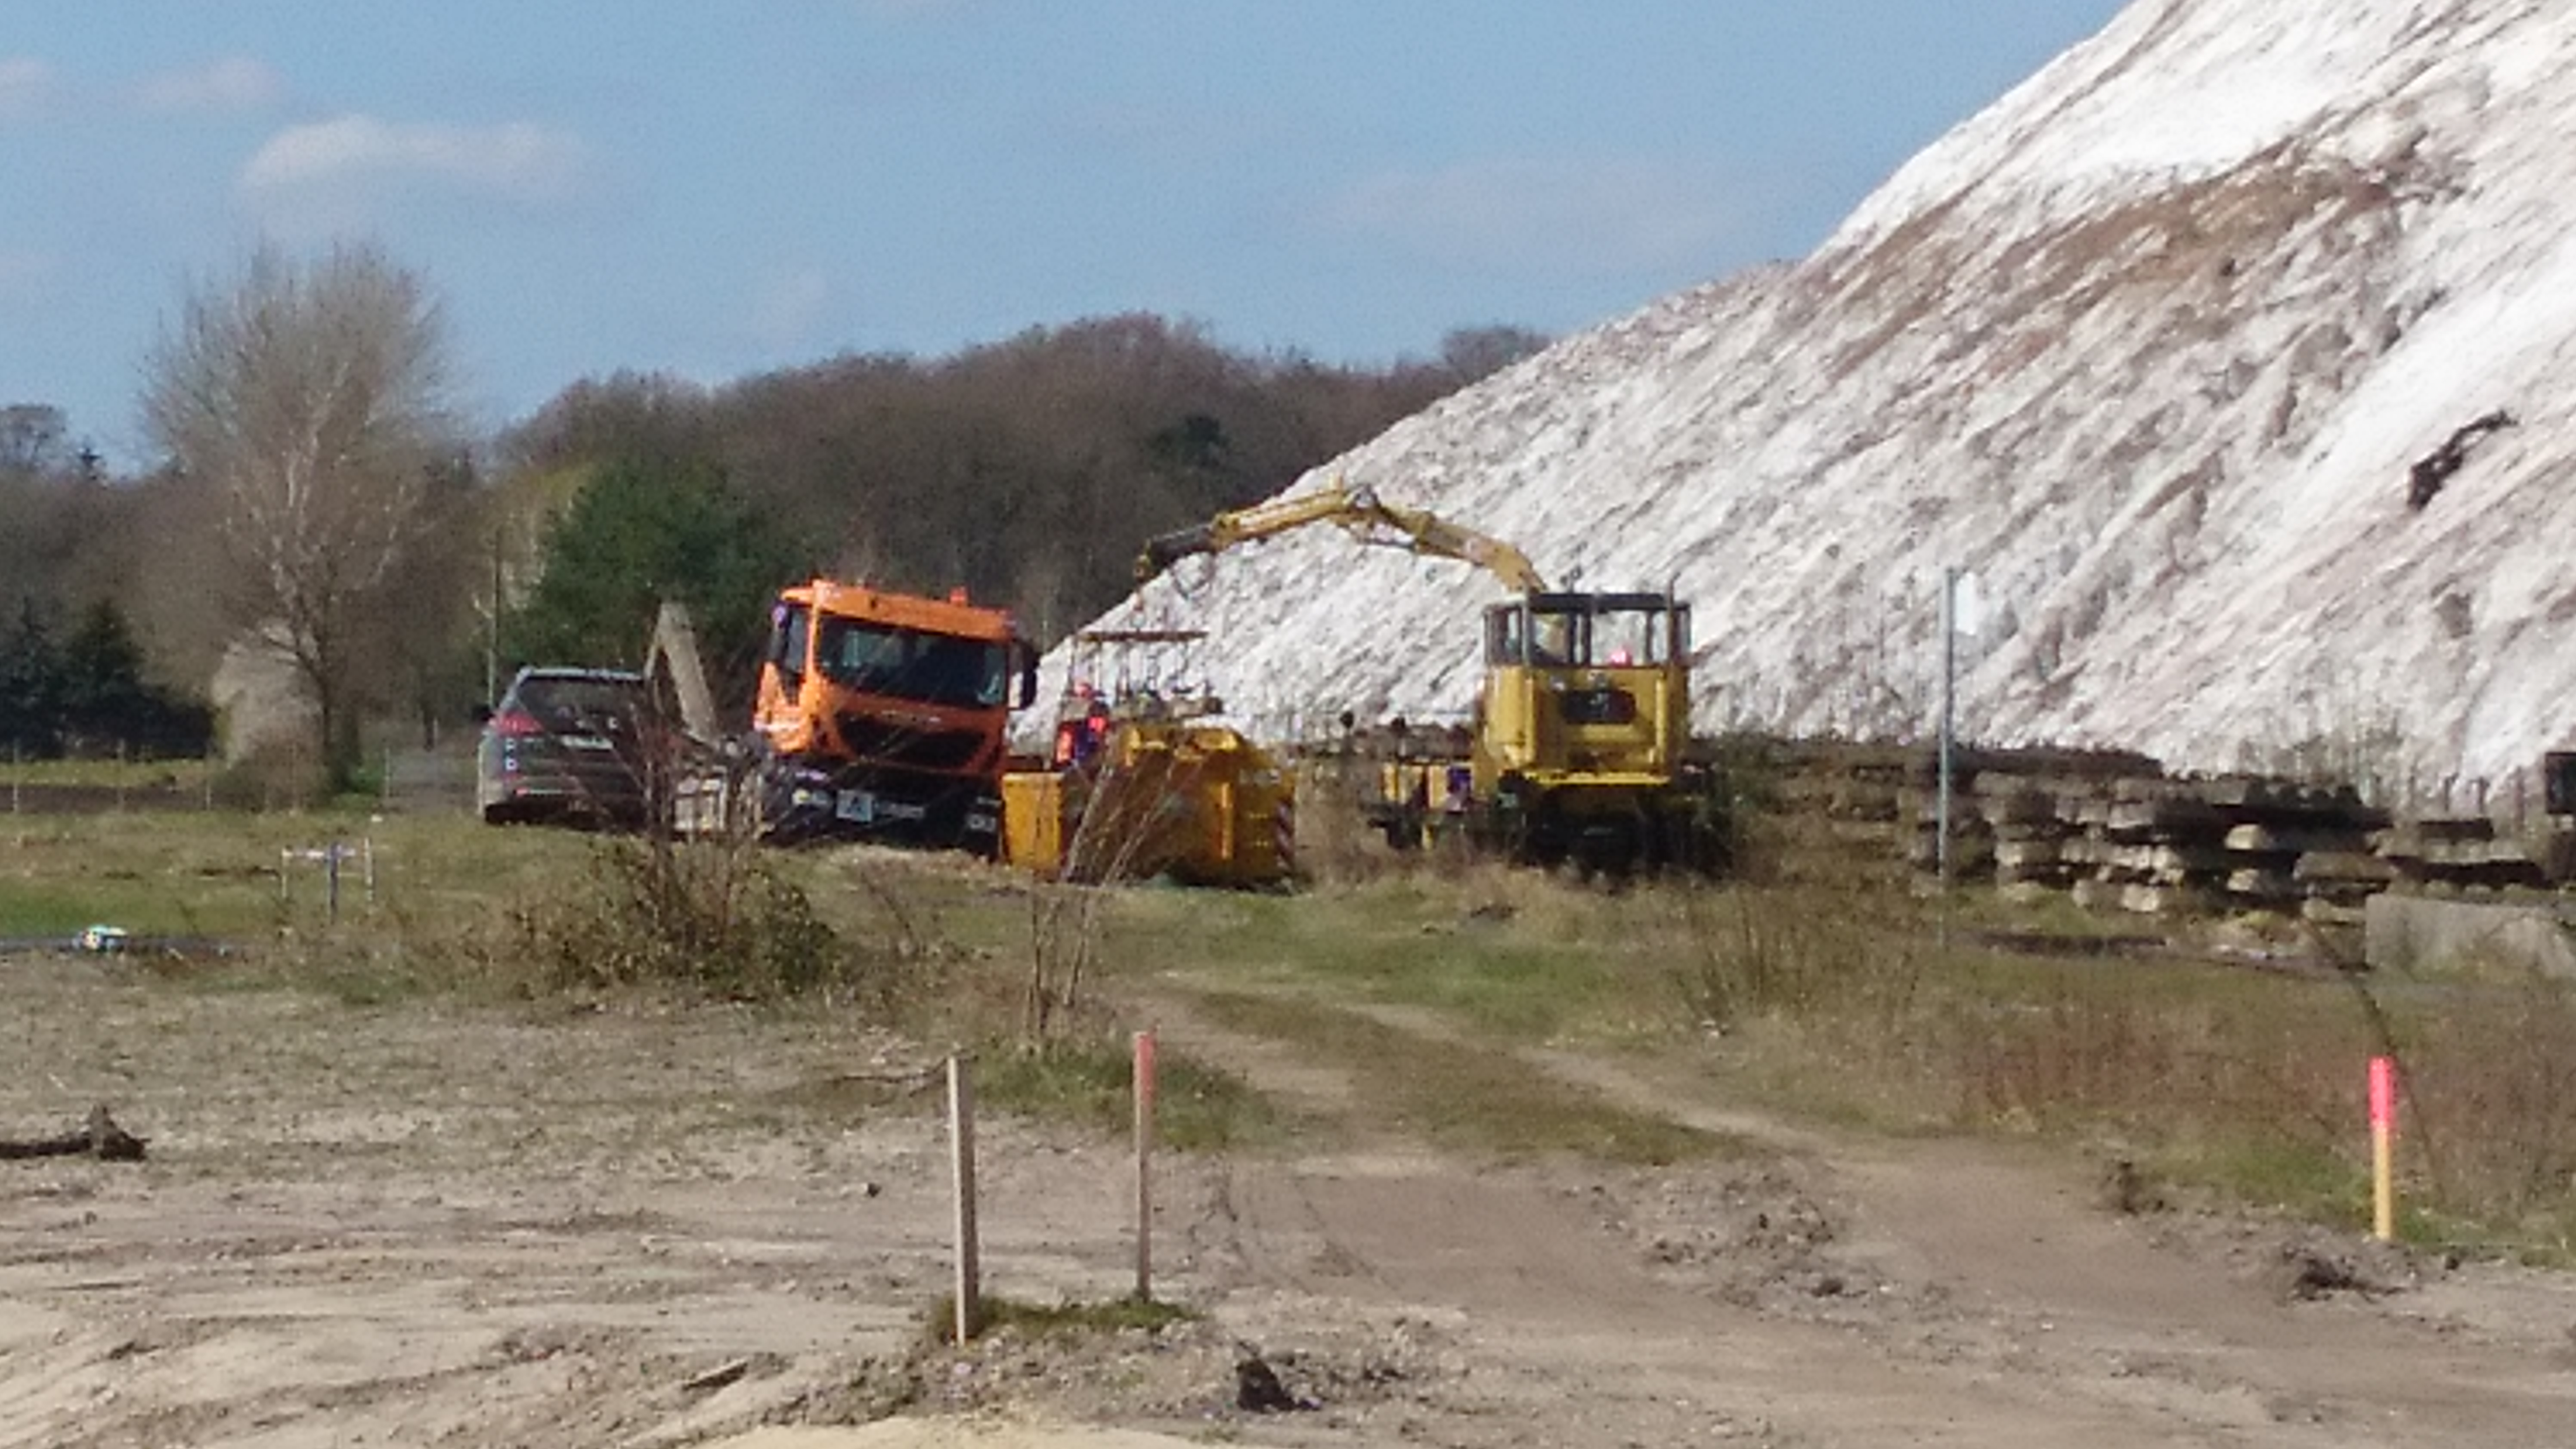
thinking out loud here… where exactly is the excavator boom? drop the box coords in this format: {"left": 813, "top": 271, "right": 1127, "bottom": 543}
{"left": 1135, "top": 478, "right": 1549, "bottom": 593}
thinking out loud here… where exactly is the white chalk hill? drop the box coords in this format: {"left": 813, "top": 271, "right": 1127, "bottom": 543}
{"left": 1062, "top": 0, "right": 2576, "bottom": 785}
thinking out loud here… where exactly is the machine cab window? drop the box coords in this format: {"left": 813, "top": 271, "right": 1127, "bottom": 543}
{"left": 1485, "top": 603, "right": 1584, "bottom": 666}
{"left": 1595, "top": 604, "right": 1682, "bottom": 666}
{"left": 766, "top": 601, "right": 813, "bottom": 703}
{"left": 1486, "top": 593, "right": 1690, "bottom": 669}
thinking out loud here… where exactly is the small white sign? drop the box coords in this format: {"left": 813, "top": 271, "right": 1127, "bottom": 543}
{"left": 1951, "top": 569, "right": 1986, "bottom": 638}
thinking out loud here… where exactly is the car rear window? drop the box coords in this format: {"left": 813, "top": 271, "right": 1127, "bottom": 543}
{"left": 514, "top": 675, "right": 642, "bottom": 720}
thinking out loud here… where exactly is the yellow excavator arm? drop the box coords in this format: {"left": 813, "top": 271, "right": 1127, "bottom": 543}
{"left": 1134, "top": 477, "right": 1549, "bottom": 593}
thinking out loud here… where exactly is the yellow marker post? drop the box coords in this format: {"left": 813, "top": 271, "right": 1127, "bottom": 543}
{"left": 2369, "top": 1056, "right": 2396, "bottom": 1242}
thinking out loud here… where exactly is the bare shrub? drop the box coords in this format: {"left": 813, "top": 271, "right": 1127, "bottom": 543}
{"left": 1022, "top": 880, "right": 1109, "bottom": 1041}
{"left": 2386, "top": 966, "right": 2576, "bottom": 1226}
{"left": 1665, "top": 883, "right": 1922, "bottom": 1034}
{"left": 1943, "top": 984, "right": 2190, "bottom": 1128}
{"left": 501, "top": 832, "right": 932, "bottom": 1006}
{"left": 207, "top": 741, "right": 326, "bottom": 811}
{"left": 1019, "top": 750, "right": 1177, "bottom": 1041}
{"left": 1019, "top": 739, "right": 1294, "bottom": 1039}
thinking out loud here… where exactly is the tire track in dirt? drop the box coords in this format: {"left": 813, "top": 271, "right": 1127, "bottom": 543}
{"left": 1535, "top": 1042, "right": 2576, "bottom": 1447}
{"left": 1139, "top": 979, "right": 2576, "bottom": 1446}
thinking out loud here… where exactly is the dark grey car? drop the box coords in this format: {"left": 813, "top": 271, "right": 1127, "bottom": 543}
{"left": 475, "top": 667, "right": 652, "bottom": 827}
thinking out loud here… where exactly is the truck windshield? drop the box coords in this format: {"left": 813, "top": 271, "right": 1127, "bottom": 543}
{"left": 814, "top": 619, "right": 1009, "bottom": 709}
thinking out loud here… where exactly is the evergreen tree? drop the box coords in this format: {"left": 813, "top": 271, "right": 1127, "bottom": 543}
{"left": 59, "top": 599, "right": 153, "bottom": 749}
{"left": 0, "top": 598, "right": 63, "bottom": 756}
{"left": 505, "top": 456, "right": 808, "bottom": 695}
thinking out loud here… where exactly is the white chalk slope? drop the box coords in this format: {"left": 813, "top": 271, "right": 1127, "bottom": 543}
{"left": 1071, "top": 0, "right": 2576, "bottom": 781}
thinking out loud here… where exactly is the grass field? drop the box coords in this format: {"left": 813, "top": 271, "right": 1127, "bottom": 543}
{"left": 6, "top": 801, "right": 2573, "bottom": 1256}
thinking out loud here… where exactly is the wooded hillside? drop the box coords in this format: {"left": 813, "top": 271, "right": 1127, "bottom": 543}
{"left": 1, "top": 314, "right": 1537, "bottom": 757}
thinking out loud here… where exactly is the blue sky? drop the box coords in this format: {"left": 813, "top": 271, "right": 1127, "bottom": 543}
{"left": 1, "top": 1, "right": 2126, "bottom": 468}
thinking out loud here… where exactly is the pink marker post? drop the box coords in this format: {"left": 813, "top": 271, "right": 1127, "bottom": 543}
{"left": 2369, "top": 1056, "right": 2396, "bottom": 1242}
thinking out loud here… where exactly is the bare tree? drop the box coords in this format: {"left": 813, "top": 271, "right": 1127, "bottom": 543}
{"left": 1438, "top": 325, "right": 1551, "bottom": 384}
{"left": 0, "top": 403, "right": 67, "bottom": 477}
{"left": 140, "top": 240, "right": 459, "bottom": 783}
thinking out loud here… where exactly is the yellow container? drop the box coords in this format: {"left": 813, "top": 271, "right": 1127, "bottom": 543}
{"left": 1000, "top": 726, "right": 1293, "bottom": 887}
{"left": 1000, "top": 770, "right": 1071, "bottom": 874}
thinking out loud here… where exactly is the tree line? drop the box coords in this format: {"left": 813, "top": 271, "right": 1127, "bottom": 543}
{"left": 0, "top": 597, "right": 213, "bottom": 760}
{"left": 1, "top": 243, "right": 1546, "bottom": 785}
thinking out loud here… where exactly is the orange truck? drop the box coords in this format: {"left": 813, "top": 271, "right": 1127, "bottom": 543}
{"left": 747, "top": 578, "right": 1037, "bottom": 852}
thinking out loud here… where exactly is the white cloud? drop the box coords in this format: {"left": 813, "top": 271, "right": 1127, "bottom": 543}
{"left": 1318, "top": 157, "right": 1753, "bottom": 277}
{"left": 136, "top": 56, "right": 284, "bottom": 114}
{"left": 0, "top": 56, "right": 56, "bottom": 117}
{"left": 241, "top": 114, "right": 588, "bottom": 204}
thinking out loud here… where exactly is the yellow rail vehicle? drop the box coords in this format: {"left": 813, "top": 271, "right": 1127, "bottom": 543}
{"left": 1138, "top": 479, "right": 1726, "bottom": 875}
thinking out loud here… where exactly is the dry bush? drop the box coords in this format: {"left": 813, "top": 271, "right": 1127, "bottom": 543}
{"left": 1941, "top": 984, "right": 2201, "bottom": 1129}
{"left": 1663, "top": 882, "right": 1923, "bottom": 1034}
{"left": 497, "top": 831, "right": 935, "bottom": 1007}
{"left": 1019, "top": 752, "right": 1195, "bottom": 1041}
{"left": 2384, "top": 967, "right": 2576, "bottom": 1229}
{"left": 207, "top": 741, "right": 328, "bottom": 811}
{"left": 1021, "top": 879, "right": 1112, "bottom": 1041}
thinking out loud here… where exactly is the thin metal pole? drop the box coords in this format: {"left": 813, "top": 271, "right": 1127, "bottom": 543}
{"left": 487, "top": 527, "right": 503, "bottom": 709}
{"left": 1937, "top": 566, "right": 1958, "bottom": 891}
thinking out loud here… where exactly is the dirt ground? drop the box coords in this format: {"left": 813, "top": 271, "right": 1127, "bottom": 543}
{"left": 5, "top": 948, "right": 2576, "bottom": 1449}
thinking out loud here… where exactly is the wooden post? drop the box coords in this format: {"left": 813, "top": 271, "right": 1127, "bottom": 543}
{"left": 1133, "top": 1028, "right": 1157, "bottom": 1301}
{"left": 947, "top": 1055, "right": 981, "bottom": 1343}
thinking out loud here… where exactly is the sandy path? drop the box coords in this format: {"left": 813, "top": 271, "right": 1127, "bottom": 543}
{"left": 5, "top": 953, "right": 2576, "bottom": 1446}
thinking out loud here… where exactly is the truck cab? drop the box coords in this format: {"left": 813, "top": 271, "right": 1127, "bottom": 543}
{"left": 752, "top": 579, "right": 1036, "bottom": 851}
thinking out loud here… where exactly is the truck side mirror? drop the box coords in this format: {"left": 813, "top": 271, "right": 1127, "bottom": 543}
{"left": 1016, "top": 645, "right": 1039, "bottom": 709}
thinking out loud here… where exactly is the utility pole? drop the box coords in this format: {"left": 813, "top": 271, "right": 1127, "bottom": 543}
{"left": 485, "top": 526, "right": 503, "bottom": 708}
{"left": 1937, "top": 566, "right": 1959, "bottom": 892}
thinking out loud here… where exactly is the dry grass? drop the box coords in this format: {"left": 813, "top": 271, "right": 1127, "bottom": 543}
{"left": 1627, "top": 877, "right": 2576, "bottom": 1252}
{"left": 1189, "top": 986, "right": 1734, "bottom": 1165}
{"left": 2375, "top": 966, "right": 2576, "bottom": 1247}
{"left": 12, "top": 799, "right": 2576, "bottom": 1252}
